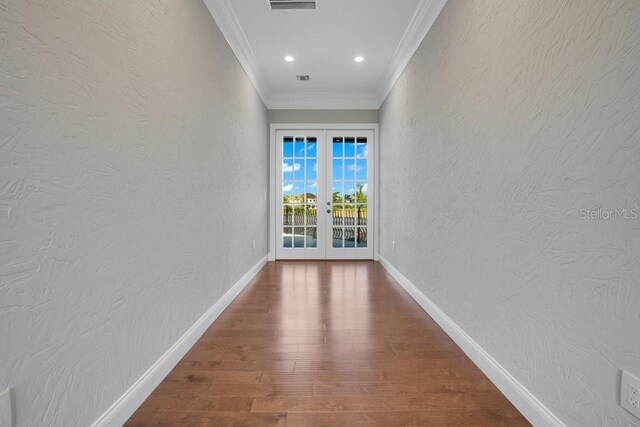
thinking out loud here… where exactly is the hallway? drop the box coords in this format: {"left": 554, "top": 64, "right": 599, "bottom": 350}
{"left": 126, "top": 261, "right": 529, "bottom": 426}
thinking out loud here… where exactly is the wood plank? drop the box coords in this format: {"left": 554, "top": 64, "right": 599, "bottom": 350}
{"left": 138, "top": 395, "right": 253, "bottom": 412}
{"left": 311, "top": 380, "right": 499, "bottom": 396}
{"left": 178, "top": 360, "right": 296, "bottom": 372}
{"left": 285, "top": 410, "right": 528, "bottom": 427}
{"left": 251, "top": 394, "right": 515, "bottom": 412}
{"left": 126, "top": 411, "right": 286, "bottom": 427}
{"left": 163, "top": 369, "right": 263, "bottom": 384}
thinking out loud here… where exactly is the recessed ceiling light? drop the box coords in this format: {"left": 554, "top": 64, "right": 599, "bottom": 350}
{"left": 354, "top": 56, "right": 364, "bottom": 63}
{"left": 284, "top": 56, "right": 295, "bottom": 62}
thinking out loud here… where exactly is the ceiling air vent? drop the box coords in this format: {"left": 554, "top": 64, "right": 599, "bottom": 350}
{"left": 269, "top": 0, "right": 317, "bottom": 11}
{"left": 297, "top": 75, "right": 310, "bottom": 81}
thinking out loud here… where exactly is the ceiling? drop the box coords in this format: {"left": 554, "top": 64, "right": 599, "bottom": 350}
{"left": 203, "top": 0, "right": 447, "bottom": 109}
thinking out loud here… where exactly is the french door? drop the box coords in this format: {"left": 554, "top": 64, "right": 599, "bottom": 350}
{"left": 275, "top": 129, "right": 374, "bottom": 260}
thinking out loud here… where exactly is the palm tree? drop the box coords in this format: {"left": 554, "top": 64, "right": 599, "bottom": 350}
{"left": 355, "top": 184, "right": 367, "bottom": 204}
{"left": 355, "top": 184, "right": 367, "bottom": 231}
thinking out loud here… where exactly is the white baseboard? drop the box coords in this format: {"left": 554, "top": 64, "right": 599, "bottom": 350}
{"left": 91, "top": 256, "right": 268, "bottom": 427}
{"left": 378, "top": 256, "right": 565, "bottom": 427}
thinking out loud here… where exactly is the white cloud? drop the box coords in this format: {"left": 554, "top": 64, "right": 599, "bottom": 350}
{"left": 283, "top": 162, "right": 301, "bottom": 173}
{"left": 347, "top": 163, "right": 366, "bottom": 172}
{"left": 362, "top": 183, "right": 368, "bottom": 194}
{"left": 283, "top": 184, "right": 293, "bottom": 192}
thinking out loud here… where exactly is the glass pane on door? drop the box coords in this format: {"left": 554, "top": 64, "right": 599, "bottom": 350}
{"left": 331, "top": 137, "right": 367, "bottom": 249}
{"left": 281, "top": 136, "right": 318, "bottom": 250}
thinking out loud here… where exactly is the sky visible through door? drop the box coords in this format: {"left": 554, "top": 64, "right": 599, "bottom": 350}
{"left": 281, "top": 136, "right": 368, "bottom": 250}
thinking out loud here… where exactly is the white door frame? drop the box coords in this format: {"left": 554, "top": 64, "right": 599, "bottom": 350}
{"left": 269, "top": 123, "right": 380, "bottom": 261}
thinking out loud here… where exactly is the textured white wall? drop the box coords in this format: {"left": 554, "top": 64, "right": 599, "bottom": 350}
{"left": 268, "top": 109, "right": 379, "bottom": 124}
{"left": 0, "top": 1, "right": 268, "bottom": 426}
{"left": 379, "top": 0, "right": 640, "bottom": 425}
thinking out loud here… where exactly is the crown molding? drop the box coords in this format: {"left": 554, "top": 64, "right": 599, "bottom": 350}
{"left": 376, "top": 0, "right": 448, "bottom": 107}
{"left": 203, "top": 0, "right": 447, "bottom": 110}
{"left": 202, "top": 0, "right": 271, "bottom": 105}
{"left": 268, "top": 92, "right": 380, "bottom": 110}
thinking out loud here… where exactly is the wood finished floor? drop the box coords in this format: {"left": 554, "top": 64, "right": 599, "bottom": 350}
{"left": 126, "top": 261, "right": 530, "bottom": 427}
